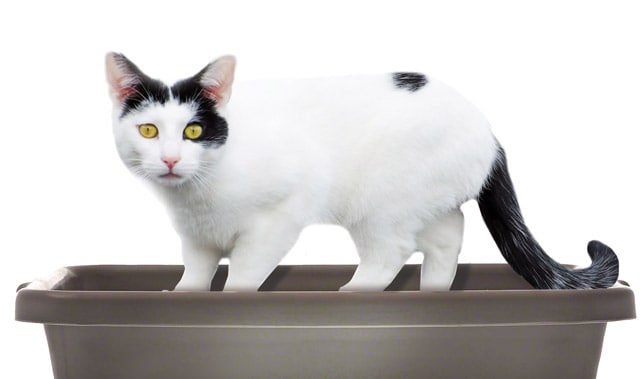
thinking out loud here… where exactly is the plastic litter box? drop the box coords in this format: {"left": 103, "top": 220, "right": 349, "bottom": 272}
{"left": 15, "top": 264, "right": 635, "bottom": 379}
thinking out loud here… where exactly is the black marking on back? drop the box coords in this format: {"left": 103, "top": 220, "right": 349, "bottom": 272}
{"left": 392, "top": 72, "right": 428, "bottom": 92}
{"left": 171, "top": 78, "right": 228, "bottom": 147}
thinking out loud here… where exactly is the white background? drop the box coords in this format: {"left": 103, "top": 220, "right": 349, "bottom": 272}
{"left": 1, "top": 0, "right": 637, "bottom": 377}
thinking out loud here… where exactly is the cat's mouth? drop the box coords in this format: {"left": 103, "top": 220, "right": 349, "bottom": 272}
{"left": 156, "top": 172, "right": 187, "bottom": 186}
{"left": 160, "top": 173, "right": 182, "bottom": 179}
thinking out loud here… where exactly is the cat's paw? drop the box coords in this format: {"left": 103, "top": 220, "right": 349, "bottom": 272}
{"left": 173, "top": 282, "right": 212, "bottom": 291}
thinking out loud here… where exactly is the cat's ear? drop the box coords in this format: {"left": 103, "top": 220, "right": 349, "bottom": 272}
{"left": 105, "top": 52, "right": 142, "bottom": 105}
{"left": 197, "top": 55, "right": 236, "bottom": 106}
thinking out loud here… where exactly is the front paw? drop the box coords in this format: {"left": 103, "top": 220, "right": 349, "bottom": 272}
{"left": 172, "top": 279, "right": 212, "bottom": 291}
{"left": 223, "top": 279, "right": 262, "bottom": 292}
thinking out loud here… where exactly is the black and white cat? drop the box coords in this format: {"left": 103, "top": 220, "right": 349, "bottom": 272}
{"left": 105, "top": 53, "right": 619, "bottom": 291}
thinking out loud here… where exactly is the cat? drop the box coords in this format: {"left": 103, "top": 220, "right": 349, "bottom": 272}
{"left": 105, "top": 52, "right": 619, "bottom": 291}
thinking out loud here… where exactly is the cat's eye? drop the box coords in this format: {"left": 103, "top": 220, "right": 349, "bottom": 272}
{"left": 184, "top": 123, "right": 203, "bottom": 140}
{"left": 138, "top": 124, "right": 158, "bottom": 139}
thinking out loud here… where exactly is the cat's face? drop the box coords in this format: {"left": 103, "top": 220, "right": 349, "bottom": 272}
{"left": 106, "top": 53, "right": 235, "bottom": 187}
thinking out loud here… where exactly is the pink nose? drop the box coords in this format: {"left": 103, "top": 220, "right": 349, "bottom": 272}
{"left": 162, "top": 157, "right": 180, "bottom": 170}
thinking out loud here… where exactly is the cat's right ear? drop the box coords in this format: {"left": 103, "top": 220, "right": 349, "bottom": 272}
{"left": 105, "top": 52, "right": 141, "bottom": 105}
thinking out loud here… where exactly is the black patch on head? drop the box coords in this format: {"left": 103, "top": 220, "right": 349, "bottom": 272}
{"left": 392, "top": 72, "right": 428, "bottom": 92}
{"left": 171, "top": 78, "right": 228, "bottom": 147}
{"left": 116, "top": 57, "right": 170, "bottom": 117}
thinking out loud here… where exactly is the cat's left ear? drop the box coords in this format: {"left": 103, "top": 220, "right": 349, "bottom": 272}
{"left": 197, "top": 55, "right": 236, "bottom": 106}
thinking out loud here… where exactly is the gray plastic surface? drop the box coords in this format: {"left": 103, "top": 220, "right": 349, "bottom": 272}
{"left": 16, "top": 264, "right": 636, "bottom": 379}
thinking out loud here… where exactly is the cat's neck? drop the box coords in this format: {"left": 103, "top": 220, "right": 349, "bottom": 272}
{"left": 151, "top": 178, "right": 216, "bottom": 209}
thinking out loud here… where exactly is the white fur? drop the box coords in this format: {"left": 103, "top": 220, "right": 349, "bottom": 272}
{"left": 108, "top": 56, "right": 498, "bottom": 291}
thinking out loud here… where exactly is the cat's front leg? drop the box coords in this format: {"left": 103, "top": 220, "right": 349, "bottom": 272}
{"left": 174, "top": 240, "right": 223, "bottom": 291}
{"left": 224, "top": 218, "right": 302, "bottom": 291}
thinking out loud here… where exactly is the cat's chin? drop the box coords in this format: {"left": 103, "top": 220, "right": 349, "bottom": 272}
{"left": 153, "top": 174, "right": 190, "bottom": 187}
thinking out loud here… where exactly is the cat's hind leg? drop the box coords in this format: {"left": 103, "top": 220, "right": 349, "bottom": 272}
{"left": 340, "top": 222, "right": 417, "bottom": 291}
{"left": 417, "top": 208, "right": 464, "bottom": 291}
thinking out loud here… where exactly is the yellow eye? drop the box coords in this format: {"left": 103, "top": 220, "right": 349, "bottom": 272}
{"left": 184, "top": 123, "right": 203, "bottom": 140}
{"left": 138, "top": 123, "right": 158, "bottom": 139}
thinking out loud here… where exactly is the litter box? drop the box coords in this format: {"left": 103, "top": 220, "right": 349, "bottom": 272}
{"left": 15, "top": 264, "right": 635, "bottom": 379}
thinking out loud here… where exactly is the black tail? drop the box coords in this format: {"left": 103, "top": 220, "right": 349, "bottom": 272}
{"left": 477, "top": 146, "right": 619, "bottom": 289}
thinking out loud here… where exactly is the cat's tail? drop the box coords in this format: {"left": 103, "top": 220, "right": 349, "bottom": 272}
{"left": 477, "top": 145, "right": 619, "bottom": 289}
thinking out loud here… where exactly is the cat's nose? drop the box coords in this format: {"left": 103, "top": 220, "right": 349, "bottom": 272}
{"left": 162, "top": 156, "right": 180, "bottom": 170}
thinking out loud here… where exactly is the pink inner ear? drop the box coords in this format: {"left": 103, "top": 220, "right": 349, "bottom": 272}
{"left": 118, "top": 87, "right": 136, "bottom": 101}
{"left": 117, "top": 81, "right": 138, "bottom": 102}
{"left": 202, "top": 85, "right": 223, "bottom": 103}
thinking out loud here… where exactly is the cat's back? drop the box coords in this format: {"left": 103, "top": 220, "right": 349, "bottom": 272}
{"left": 227, "top": 72, "right": 490, "bottom": 137}
{"left": 224, "top": 73, "right": 494, "bottom": 171}
{"left": 219, "top": 72, "right": 497, "bottom": 224}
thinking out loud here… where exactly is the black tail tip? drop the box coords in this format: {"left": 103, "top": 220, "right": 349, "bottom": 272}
{"left": 586, "top": 240, "right": 620, "bottom": 287}
{"left": 587, "top": 240, "right": 616, "bottom": 261}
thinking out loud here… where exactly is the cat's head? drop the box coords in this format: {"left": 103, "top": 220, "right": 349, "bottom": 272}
{"left": 105, "top": 53, "right": 235, "bottom": 187}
